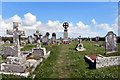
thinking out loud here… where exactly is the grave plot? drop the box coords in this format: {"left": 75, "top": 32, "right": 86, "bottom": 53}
{"left": 0, "top": 22, "right": 51, "bottom": 78}
{"left": 84, "top": 31, "right": 120, "bottom": 69}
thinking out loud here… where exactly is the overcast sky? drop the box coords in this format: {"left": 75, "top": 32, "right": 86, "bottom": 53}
{"left": 0, "top": 2, "right": 119, "bottom": 38}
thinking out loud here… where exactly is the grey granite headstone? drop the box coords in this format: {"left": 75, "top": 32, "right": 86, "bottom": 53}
{"left": 32, "top": 48, "right": 44, "bottom": 58}
{"left": 28, "top": 36, "right": 34, "bottom": 44}
{"left": 6, "top": 40, "right": 10, "bottom": 44}
{"left": 42, "top": 32, "right": 50, "bottom": 46}
{"left": 51, "top": 33, "right": 56, "bottom": 44}
{"left": 33, "top": 30, "right": 42, "bottom": 48}
{"left": 96, "top": 37, "right": 99, "bottom": 42}
{"left": 105, "top": 31, "right": 117, "bottom": 54}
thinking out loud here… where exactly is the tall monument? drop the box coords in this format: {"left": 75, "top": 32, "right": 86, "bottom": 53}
{"left": 63, "top": 22, "right": 69, "bottom": 44}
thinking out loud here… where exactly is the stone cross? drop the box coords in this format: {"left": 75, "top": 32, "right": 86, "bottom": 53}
{"left": 7, "top": 22, "right": 25, "bottom": 57}
{"left": 63, "top": 22, "right": 69, "bottom": 40}
{"left": 34, "top": 30, "right": 42, "bottom": 48}
{"left": 63, "top": 22, "right": 69, "bottom": 30}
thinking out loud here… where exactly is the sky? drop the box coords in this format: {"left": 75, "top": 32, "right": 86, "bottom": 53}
{"left": 0, "top": 2, "right": 119, "bottom": 38}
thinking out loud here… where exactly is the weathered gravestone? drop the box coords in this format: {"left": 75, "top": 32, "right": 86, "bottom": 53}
{"left": 6, "top": 40, "right": 10, "bottom": 44}
{"left": 51, "top": 33, "right": 56, "bottom": 44}
{"left": 32, "top": 30, "right": 51, "bottom": 58}
{"left": 28, "top": 36, "right": 34, "bottom": 44}
{"left": 96, "top": 37, "right": 99, "bottom": 42}
{"left": 1, "top": 22, "right": 27, "bottom": 73}
{"left": 42, "top": 32, "right": 50, "bottom": 46}
{"left": 2, "top": 22, "right": 25, "bottom": 57}
{"left": 63, "top": 22, "right": 69, "bottom": 44}
{"left": 76, "top": 35, "right": 86, "bottom": 51}
{"left": 105, "top": 31, "right": 117, "bottom": 55}
{"left": 33, "top": 30, "right": 42, "bottom": 48}
{"left": 0, "top": 37, "right": 4, "bottom": 45}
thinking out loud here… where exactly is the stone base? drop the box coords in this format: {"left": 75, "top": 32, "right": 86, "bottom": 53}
{"left": 32, "top": 48, "right": 51, "bottom": 58}
{"left": 0, "top": 71, "right": 29, "bottom": 77}
{"left": 63, "top": 40, "right": 69, "bottom": 44}
{"left": 76, "top": 47, "right": 86, "bottom": 51}
{"left": 105, "top": 51, "right": 118, "bottom": 55}
{"left": 1, "top": 63, "right": 26, "bottom": 73}
{"left": 84, "top": 54, "right": 120, "bottom": 69}
{"left": 76, "top": 43, "right": 86, "bottom": 51}
{"left": 0, "top": 58, "right": 43, "bottom": 78}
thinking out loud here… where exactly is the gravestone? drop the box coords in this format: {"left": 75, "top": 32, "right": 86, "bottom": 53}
{"left": 1, "top": 22, "right": 27, "bottom": 73}
{"left": 42, "top": 32, "right": 50, "bottom": 46}
{"left": 96, "top": 37, "right": 99, "bottom": 42}
{"left": 32, "top": 31, "right": 51, "bottom": 58}
{"left": 51, "top": 33, "right": 56, "bottom": 44}
{"left": 76, "top": 35, "right": 86, "bottom": 51}
{"left": 105, "top": 31, "right": 117, "bottom": 55}
{"left": 0, "top": 37, "right": 4, "bottom": 45}
{"left": 2, "top": 22, "right": 25, "bottom": 57}
{"left": 6, "top": 40, "right": 10, "bottom": 44}
{"left": 33, "top": 30, "right": 42, "bottom": 48}
{"left": 28, "top": 36, "right": 34, "bottom": 44}
{"left": 63, "top": 22, "right": 69, "bottom": 44}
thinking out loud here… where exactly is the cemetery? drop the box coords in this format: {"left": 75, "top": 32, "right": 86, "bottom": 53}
{"left": 0, "top": 21, "right": 119, "bottom": 79}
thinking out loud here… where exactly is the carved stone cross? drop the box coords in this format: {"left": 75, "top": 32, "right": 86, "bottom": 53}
{"left": 63, "top": 22, "right": 69, "bottom": 30}
{"left": 7, "top": 22, "right": 25, "bottom": 57}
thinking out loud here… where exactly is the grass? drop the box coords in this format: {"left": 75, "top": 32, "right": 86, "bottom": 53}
{"left": 1, "top": 41, "right": 120, "bottom": 79}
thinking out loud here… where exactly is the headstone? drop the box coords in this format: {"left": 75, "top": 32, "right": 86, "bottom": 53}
{"left": 90, "top": 38, "right": 92, "bottom": 41}
{"left": 42, "top": 32, "right": 50, "bottom": 46}
{"left": 76, "top": 35, "right": 86, "bottom": 51}
{"left": 6, "top": 40, "right": 10, "bottom": 44}
{"left": 28, "top": 36, "right": 34, "bottom": 44}
{"left": 96, "top": 37, "right": 99, "bottom": 42}
{"left": 2, "top": 22, "right": 25, "bottom": 57}
{"left": 105, "top": 31, "right": 117, "bottom": 54}
{"left": 33, "top": 30, "right": 42, "bottom": 48}
{"left": 63, "top": 22, "right": 69, "bottom": 44}
{"left": 1, "top": 22, "right": 27, "bottom": 73}
{"left": 51, "top": 33, "right": 56, "bottom": 44}
{"left": 32, "top": 31, "right": 51, "bottom": 58}
{"left": 0, "top": 37, "right": 4, "bottom": 45}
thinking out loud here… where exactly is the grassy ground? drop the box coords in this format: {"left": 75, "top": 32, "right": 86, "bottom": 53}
{"left": 1, "top": 41, "right": 120, "bottom": 79}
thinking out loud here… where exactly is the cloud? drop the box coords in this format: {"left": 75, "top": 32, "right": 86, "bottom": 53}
{"left": 76, "top": 21, "right": 89, "bottom": 29}
{"left": 92, "top": 19, "right": 96, "bottom": 25}
{"left": 92, "top": 18, "right": 118, "bottom": 32}
{"left": 23, "top": 13, "right": 36, "bottom": 26}
{"left": 0, "top": 13, "right": 118, "bottom": 38}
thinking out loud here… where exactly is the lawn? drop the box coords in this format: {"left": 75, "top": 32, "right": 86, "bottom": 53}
{"left": 1, "top": 41, "right": 120, "bottom": 79}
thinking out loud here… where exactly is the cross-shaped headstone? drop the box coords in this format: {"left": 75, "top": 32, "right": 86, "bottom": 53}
{"left": 7, "top": 22, "right": 25, "bottom": 57}
{"left": 34, "top": 30, "right": 42, "bottom": 48}
{"left": 63, "top": 22, "right": 69, "bottom": 30}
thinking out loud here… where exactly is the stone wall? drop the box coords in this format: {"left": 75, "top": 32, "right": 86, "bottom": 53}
{"left": 95, "top": 56, "right": 120, "bottom": 69}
